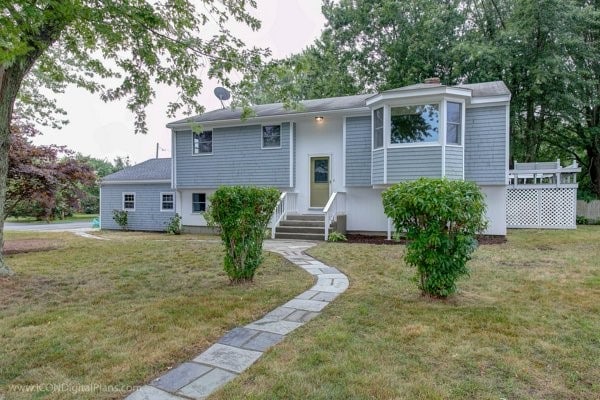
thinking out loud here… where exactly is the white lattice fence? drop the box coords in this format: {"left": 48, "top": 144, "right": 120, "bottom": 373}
{"left": 507, "top": 187, "right": 577, "bottom": 229}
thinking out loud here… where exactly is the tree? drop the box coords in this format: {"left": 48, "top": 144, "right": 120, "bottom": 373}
{"left": 382, "top": 178, "right": 487, "bottom": 298}
{"left": 6, "top": 120, "right": 96, "bottom": 222}
{"left": 76, "top": 154, "right": 128, "bottom": 214}
{"left": 0, "top": 0, "right": 266, "bottom": 276}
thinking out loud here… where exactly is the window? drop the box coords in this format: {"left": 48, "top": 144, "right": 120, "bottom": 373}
{"left": 192, "top": 193, "right": 206, "bottom": 212}
{"left": 262, "top": 125, "right": 281, "bottom": 148}
{"left": 373, "top": 107, "right": 384, "bottom": 149}
{"left": 446, "top": 102, "right": 461, "bottom": 145}
{"left": 123, "top": 193, "right": 135, "bottom": 211}
{"left": 161, "top": 192, "right": 174, "bottom": 211}
{"left": 193, "top": 131, "right": 212, "bottom": 154}
{"left": 390, "top": 104, "right": 440, "bottom": 144}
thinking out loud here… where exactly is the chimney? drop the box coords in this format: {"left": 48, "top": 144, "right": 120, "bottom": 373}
{"left": 424, "top": 77, "right": 441, "bottom": 85}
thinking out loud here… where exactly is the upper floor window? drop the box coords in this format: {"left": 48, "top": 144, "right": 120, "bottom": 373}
{"left": 123, "top": 193, "right": 135, "bottom": 211}
{"left": 446, "top": 102, "right": 461, "bottom": 145}
{"left": 161, "top": 192, "right": 174, "bottom": 211}
{"left": 193, "top": 131, "right": 212, "bottom": 154}
{"left": 192, "top": 193, "right": 206, "bottom": 212}
{"left": 391, "top": 104, "right": 439, "bottom": 144}
{"left": 262, "top": 125, "right": 281, "bottom": 148}
{"left": 373, "top": 107, "right": 384, "bottom": 149}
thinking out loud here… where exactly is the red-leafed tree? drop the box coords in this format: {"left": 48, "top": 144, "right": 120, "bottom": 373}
{"left": 6, "top": 120, "right": 96, "bottom": 221}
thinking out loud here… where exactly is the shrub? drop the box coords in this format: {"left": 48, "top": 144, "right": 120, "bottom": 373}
{"left": 327, "top": 231, "right": 347, "bottom": 242}
{"left": 206, "top": 186, "right": 280, "bottom": 283}
{"left": 576, "top": 215, "right": 589, "bottom": 225}
{"left": 382, "top": 178, "right": 487, "bottom": 298}
{"left": 166, "top": 213, "right": 182, "bottom": 235}
{"left": 112, "top": 209, "right": 128, "bottom": 230}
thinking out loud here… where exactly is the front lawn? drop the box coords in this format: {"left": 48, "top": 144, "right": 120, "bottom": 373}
{"left": 0, "top": 231, "right": 311, "bottom": 399}
{"left": 5, "top": 213, "right": 98, "bottom": 223}
{"left": 213, "top": 227, "right": 600, "bottom": 400}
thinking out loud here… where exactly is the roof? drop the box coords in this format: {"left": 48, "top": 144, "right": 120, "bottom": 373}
{"left": 101, "top": 158, "right": 171, "bottom": 183}
{"left": 167, "top": 81, "right": 510, "bottom": 127}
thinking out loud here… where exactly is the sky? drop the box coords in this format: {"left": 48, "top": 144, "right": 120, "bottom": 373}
{"left": 32, "top": 0, "right": 327, "bottom": 165}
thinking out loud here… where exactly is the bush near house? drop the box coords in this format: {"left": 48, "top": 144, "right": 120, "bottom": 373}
{"left": 207, "top": 186, "right": 280, "bottom": 283}
{"left": 382, "top": 178, "right": 487, "bottom": 297}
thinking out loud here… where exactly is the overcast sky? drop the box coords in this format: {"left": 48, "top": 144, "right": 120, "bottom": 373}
{"left": 32, "top": 0, "right": 327, "bottom": 164}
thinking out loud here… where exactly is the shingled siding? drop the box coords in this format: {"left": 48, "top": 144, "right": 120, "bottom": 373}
{"left": 465, "top": 106, "right": 507, "bottom": 184}
{"left": 175, "top": 123, "right": 291, "bottom": 188}
{"left": 372, "top": 149, "right": 384, "bottom": 184}
{"left": 346, "top": 116, "right": 372, "bottom": 186}
{"left": 100, "top": 183, "right": 175, "bottom": 231}
{"left": 387, "top": 146, "right": 442, "bottom": 182}
{"left": 445, "top": 146, "right": 464, "bottom": 180}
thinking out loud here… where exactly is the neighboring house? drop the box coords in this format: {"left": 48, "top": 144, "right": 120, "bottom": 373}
{"left": 100, "top": 79, "right": 511, "bottom": 238}
{"left": 100, "top": 158, "right": 176, "bottom": 231}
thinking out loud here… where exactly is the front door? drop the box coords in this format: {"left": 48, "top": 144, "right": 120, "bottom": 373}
{"left": 310, "top": 156, "right": 330, "bottom": 208}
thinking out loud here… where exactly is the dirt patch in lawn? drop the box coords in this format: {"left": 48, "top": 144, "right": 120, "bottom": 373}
{"left": 3, "top": 239, "right": 60, "bottom": 255}
{"left": 345, "top": 234, "right": 507, "bottom": 245}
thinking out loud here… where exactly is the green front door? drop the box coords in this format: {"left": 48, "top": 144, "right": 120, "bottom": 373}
{"left": 310, "top": 156, "right": 330, "bottom": 208}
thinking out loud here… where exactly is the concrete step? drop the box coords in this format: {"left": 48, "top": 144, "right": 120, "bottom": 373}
{"left": 280, "top": 220, "right": 325, "bottom": 227}
{"left": 276, "top": 226, "right": 325, "bottom": 234}
{"left": 274, "top": 232, "right": 325, "bottom": 241}
{"left": 285, "top": 214, "right": 324, "bottom": 222}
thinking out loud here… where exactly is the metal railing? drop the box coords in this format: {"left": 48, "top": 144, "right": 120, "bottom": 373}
{"left": 323, "top": 192, "right": 346, "bottom": 240}
{"left": 270, "top": 192, "right": 297, "bottom": 238}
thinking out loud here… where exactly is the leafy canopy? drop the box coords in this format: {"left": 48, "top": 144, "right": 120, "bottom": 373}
{"left": 383, "top": 178, "right": 487, "bottom": 298}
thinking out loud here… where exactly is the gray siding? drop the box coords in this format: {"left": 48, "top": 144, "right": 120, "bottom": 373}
{"left": 445, "top": 146, "right": 463, "bottom": 180}
{"left": 293, "top": 123, "right": 296, "bottom": 187}
{"left": 345, "top": 116, "right": 372, "bottom": 186}
{"left": 100, "top": 183, "right": 175, "bottom": 231}
{"left": 372, "top": 150, "right": 384, "bottom": 184}
{"left": 387, "top": 146, "right": 442, "bottom": 182}
{"left": 175, "top": 123, "right": 291, "bottom": 188}
{"left": 464, "top": 106, "right": 507, "bottom": 184}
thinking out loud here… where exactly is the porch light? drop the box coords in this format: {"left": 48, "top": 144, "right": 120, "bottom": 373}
{"left": 315, "top": 116, "right": 324, "bottom": 122}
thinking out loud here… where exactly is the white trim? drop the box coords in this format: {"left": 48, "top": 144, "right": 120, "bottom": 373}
{"left": 99, "top": 186, "right": 102, "bottom": 229}
{"left": 101, "top": 180, "right": 171, "bottom": 185}
{"left": 383, "top": 105, "right": 389, "bottom": 184}
{"left": 441, "top": 99, "right": 446, "bottom": 177}
{"left": 122, "top": 192, "right": 136, "bottom": 211}
{"left": 289, "top": 122, "right": 294, "bottom": 187}
{"left": 342, "top": 117, "right": 347, "bottom": 188}
{"left": 372, "top": 106, "right": 384, "bottom": 150}
{"left": 462, "top": 101, "right": 466, "bottom": 180}
{"left": 160, "top": 192, "right": 176, "bottom": 212}
{"left": 191, "top": 130, "right": 213, "bottom": 156}
{"left": 171, "top": 130, "right": 176, "bottom": 189}
{"left": 371, "top": 110, "right": 374, "bottom": 184}
{"left": 308, "top": 154, "right": 332, "bottom": 209}
{"left": 466, "top": 100, "right": 511, "bottom": 109}
{"left": 505, "top": 104, "right": 510, "bottom": 185}
{"left": 166, "top": 107, "right": 370, "bottom": 130}
{"left": 260, "top": 124, "right": 282, "bottom": 150}
{"left": 387, "top": 102, "right": 442, "bottom": 147}
{"left": 469, "top": 95, "right": 511, "bottom": 104}
{"left": 366, "top": 86, "right": 471, "bottom": 107}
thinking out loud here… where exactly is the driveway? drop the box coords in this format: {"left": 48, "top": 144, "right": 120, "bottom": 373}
{"left": 4, "top": 221, "right": 95, "bottom": 232}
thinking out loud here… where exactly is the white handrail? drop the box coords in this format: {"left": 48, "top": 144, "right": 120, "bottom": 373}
{"left": 323, "top": 192, "right": 346, "bottom": 240}
{"left": 270, "top": 192, "right": 298, "bottom": 239}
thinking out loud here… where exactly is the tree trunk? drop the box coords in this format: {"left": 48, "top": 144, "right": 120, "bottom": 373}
{"left": 0, "top": 64, "right": 31, "bottom": 276}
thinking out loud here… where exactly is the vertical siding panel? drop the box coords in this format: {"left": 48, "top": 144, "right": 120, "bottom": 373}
{"left": 372, "top": 150, "right": 385, "bottom": 184}
{"left": 445, "top": 146, "right": 464, "bottom": 180}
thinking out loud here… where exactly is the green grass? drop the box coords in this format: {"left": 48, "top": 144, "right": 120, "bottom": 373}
{"left": 0, "top": 231, "right": 311, "bottom": 399}
{"left": 5, "top": 213, "right": 98, "bottom": 223}
{"left": 212, "top": 227, "right": 600, "bottom": 400}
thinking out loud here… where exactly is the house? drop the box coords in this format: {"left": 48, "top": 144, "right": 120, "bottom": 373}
{"left": 100, "top": 79, "right": 511, "bottom": 238}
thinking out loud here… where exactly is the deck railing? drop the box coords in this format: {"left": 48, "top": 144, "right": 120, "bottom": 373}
{"left": 270, "top": 192, "right": 297, "bottom": 238}
{"left": 323, "top": 192, "right": 346, "bottom": 240}
{"left": 509, "top": 159, "right": 581, "bottom": 187}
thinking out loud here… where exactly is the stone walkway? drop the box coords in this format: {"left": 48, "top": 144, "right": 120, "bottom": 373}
{"left": 125, "top": 240, "right": 349, "bottom": 400}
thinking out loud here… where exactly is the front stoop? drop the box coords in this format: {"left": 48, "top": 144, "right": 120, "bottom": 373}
{"left": 274, "top": 214, "right": 334, "bottom": 241}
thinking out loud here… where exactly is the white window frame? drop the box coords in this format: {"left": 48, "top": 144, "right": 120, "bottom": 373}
{"left": 122, "top": 192, "right": 135, "bottom": 211}
{"left": 261, "top": 124, "right": 282, "bottom": 149}
{"left": 160, "top": 192, "right": 175, "bottom": 212}
{"left": 445, "top": 99, "right": 464, "bottom": 147}
{"left": 192, "top": 192, "right": 207, "bottom": 213}
{"left": 388, "top": 101, "right": 442, "bottom": 148}
{"left": 372, "top": 107, "right": 384, "bottom": 150}
{"left": 192, "top": 130, "right": 213, "bottom": 155}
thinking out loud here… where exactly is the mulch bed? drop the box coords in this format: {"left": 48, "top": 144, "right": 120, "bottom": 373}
{"left": 345, "top": 234, "right": 507, "bottom": 245}
{"left": 3, "top": 239, "right": 60, "bottom": 255}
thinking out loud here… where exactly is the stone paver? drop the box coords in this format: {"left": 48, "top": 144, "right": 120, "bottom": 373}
{"left": 194, "top": 344, "right": 262, "bottom": 373}
{"left": 125, "top": 239, "right": 349, "bottom": 400}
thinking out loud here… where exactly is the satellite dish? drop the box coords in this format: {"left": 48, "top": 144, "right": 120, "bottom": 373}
{"left": 214, "top": 87, "right": 231, "bottom": 109}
